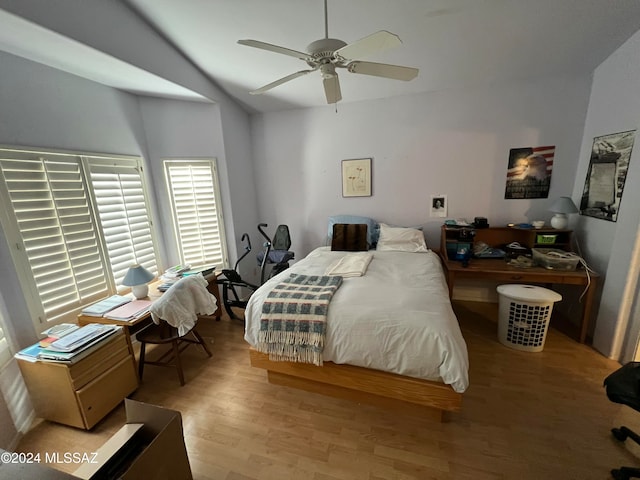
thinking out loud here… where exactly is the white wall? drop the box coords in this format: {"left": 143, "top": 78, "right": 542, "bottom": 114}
{"left": 574, "top": 29, "right": 640, "bottom": 360}
{"left": 138, "top": 96, "right": 260, "bottom": 283}
{"left": 251, "top": 74, "right": 592, "bottom": 257}
{"left": 0, "top": 0, "right": 228, "bottom": 104}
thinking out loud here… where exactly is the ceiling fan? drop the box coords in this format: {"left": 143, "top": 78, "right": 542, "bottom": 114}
{"left": 237, "top": 0, "right": 419, "bottom": 104}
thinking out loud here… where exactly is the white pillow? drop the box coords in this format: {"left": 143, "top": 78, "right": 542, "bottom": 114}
{"left": 376, "top": 223, "right": 428, "bottom": 252}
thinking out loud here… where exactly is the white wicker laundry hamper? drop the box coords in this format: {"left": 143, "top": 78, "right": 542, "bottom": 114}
{"left": 496, "top": 284, "right": 562, "bottom": 352}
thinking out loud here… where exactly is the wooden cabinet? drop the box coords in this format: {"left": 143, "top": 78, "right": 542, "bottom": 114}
{"left": 440, "top": 225, "right": 573, "bottom": 261}
{"left": 17, "top": 330, "right": 138, "bottom": 430}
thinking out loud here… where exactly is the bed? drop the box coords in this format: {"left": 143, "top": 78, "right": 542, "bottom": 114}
{"left": 244, "top": 221, "right": 469, "bottom": 419}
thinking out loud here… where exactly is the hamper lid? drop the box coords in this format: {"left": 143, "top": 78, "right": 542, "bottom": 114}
{"left": 497, "top": 284, "right": 562, "bottom": 303}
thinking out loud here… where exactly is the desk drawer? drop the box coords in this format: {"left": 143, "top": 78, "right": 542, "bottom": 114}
{"left": 76, "top": 356, "right": 138, "bottom": 429}
{"left": 68, "top": 333, "right": 131, "bottom": 389}
{"left": 487, "top": 272, "right": 560, "bottom": 283}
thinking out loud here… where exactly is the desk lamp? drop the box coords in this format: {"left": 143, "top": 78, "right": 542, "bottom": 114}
{"left": 549, "top": 196, "right": 578, "bottom": 229}
{"left": 122, "top": 264, "right": 155, "bottom": 299}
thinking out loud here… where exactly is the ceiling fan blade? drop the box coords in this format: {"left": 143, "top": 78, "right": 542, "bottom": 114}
{"left": 249, "top": 68, "right": 317, "bottom": 95}
{"left": 347, "top": 61, "right": 419, "bottom": 81}
{"left": 334, "top": 30, "right": 402, "bottom": 61}
{"left": 238, "top": 39, "right": 312, "bottom": 62}
{"left": 323, "top": 74, "right": 342, "bottom": 104}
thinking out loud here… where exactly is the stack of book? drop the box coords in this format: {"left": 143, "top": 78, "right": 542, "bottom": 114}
{"left": 182, "top": 264, "right": 216, "bottom": 277}
{"left": 157, "top": 264, "right": 215, "bottom": 292}
{"left": 157, "top": 264, "right": 191, "bottom": 292}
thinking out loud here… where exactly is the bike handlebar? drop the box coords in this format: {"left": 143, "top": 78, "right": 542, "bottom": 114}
{"left": 241, "top": 233, "right": 251, "bottom": 252}
{"left": 257, "top": 223, "right": 271, "bottom": 243}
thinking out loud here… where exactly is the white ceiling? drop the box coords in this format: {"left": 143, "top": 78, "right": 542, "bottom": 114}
{"left": 2, "top": 0, "right": 640, "bottom": 113}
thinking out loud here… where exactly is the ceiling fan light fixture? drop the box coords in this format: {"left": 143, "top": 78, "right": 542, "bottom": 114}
{"left": 237, "top": 0, "right": 419, "bottom": 103}
{"left": 320, "top": 64, "right": 337, "bottom": 79}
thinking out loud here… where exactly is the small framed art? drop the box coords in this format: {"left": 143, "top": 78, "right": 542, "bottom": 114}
{"left": 342, "top": 158, "right": 372, "bottom": 197}
{"left": 430, "top": 194, "right": 447, "bottom": 217}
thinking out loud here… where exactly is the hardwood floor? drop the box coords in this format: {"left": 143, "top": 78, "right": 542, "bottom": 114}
{"left": 16, "top": 301, "right": 636, "bottom": 479}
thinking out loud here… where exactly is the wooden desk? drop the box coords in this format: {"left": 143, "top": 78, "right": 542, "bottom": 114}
{"left": 77, "top": 272, "right": 221, "bottom": 359}
{"left": 438, "top": 254, "right": 597, "bottom": 344}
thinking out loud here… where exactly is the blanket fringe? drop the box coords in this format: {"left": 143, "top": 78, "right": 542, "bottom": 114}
{"left": 256, "top": 341, "right": 323, "bottom": 366}
{"left": 258, "top": 330, "right": 324, "bottom": 347}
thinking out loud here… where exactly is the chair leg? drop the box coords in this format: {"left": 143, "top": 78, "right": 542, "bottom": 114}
{"left": 611, "top": 427, "right": 640, "bottom": 479}
{"left": 611, "top": 466, "right": 640, "bottom": 480}
{"left": 138, "top": 341, "right": 146, "bottom": 380}
{"left": 172, "top": 339, "right": 185, "bottom": 386}
{"left": 613, "top": 426, "right": 640, "bottom": 446}
{"left": 192, "top": 329, "right": 212, "bottom": 357}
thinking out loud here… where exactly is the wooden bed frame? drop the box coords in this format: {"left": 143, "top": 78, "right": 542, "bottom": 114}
{"left": 249, "top": 349, "right": 462, "bottom": 421}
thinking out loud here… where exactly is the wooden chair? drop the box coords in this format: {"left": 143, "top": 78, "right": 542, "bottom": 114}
{"left": 137, "top": 320, "right": 212, "bottom": 386}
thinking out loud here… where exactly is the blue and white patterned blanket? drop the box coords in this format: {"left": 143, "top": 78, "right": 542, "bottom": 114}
{"left": 257, "top": 274, "right": 343, "bottom": 366}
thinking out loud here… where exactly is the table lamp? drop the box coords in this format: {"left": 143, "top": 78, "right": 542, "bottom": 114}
{"left": 549, "top": 196, "right": 578, "bottom": 229}
{"left": 122, "top": 264, "right": 155, "bottom": 299}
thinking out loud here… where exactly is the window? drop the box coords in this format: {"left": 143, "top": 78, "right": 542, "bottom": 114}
{"left": 0, "top": 147, "right": 159, "bottom": 330}
{"left": 0, "top": 323, "right": 11, "bottom": 371}
{"left": 164, "top": 159, "right": 228, "bottom": 269}
{"left": 86, "top": 157, "right": 157, "bottom": 285}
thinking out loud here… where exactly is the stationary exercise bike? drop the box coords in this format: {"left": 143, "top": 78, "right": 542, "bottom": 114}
{"left": 218, "top": 233, "right": 258, "bottom": 320}
{"left": 218, "top": 223, "right": 294, "bottom": 320}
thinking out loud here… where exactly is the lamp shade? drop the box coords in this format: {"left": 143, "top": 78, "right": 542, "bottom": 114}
{"left": 549, "top": 196, "right": 579, "bottom": 214}
{"left": 549, "top": 196, "right": 578, "bottom": 229}
{"left": 122, "top": 264, "right": 155, "bottom": 299}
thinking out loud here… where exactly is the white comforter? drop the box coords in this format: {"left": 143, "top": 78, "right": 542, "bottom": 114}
{"left": 244, "top": 247, "right": 469, "bottom": 393}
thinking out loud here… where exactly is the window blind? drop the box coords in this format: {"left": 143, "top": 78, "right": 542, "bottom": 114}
{"left": 164, "top": 160, "right": 228, "bottom": 269}
{"left": 0, "top": 152, "right": 110, "bottom": 321}
{"left": 86, "top": 157, "right": 158, "bottom": 287}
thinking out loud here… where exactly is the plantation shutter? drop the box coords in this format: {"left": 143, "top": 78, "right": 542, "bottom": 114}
{"left": 0, "top": 152, "right": 110, "bottom": 322}
{"left": 164, "top": 159, "right": 228, "bottom": 268}
{"left": 85, "top": 157, "right": 158, "bottom": 287}
{"left": 0, "top": 324, "right": 11, "bottom": 370}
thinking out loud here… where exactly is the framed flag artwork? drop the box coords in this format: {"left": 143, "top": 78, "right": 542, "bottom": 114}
{"left": 504, "top": 146, "right": 555, "bottom": 199}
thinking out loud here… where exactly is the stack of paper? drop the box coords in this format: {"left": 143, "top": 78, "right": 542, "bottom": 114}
{"left": 81, "top": 295, "right": 132, "bottom": 317}
{"left": 47, "top": 323, "right": 118, "bottom": 352}
{"left": 39, "top": 326, "right": 121, "bottom": 362}
{"left": 39, "top": 323, "right": 80, "bottom": 348}
{"left": 15, "top": 325, "right": 121, "bottom": 363}
{"left": 104, "top": 299, "right": 152, "bottom": 321}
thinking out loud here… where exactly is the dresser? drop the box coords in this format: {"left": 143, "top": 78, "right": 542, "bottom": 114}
{"left": 17, "top": 330, "right": 138, "bottom": 429}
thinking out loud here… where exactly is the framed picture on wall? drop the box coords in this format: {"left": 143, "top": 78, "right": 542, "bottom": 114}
{"left": 430, "top": 194, "right": 447, "bottom": 217}
{"left": 580, "top": 130, "right": 636, "bottom": 222}
{"left": 342, "top": 158, "right": 372, "bottom": 197}
{"left": 504, "top": 146, "right": 555, "bottom": 199}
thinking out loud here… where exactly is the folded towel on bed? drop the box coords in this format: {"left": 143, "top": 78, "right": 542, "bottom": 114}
{"left": 258, "top": 274, "right": 343, "bottom": 366}
{"left": 325, "top": 252, "right": 373, "bottom": 277}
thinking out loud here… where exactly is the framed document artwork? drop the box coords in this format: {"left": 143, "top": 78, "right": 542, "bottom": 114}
{"left": 580, "top": 130, "right": 636, "bottom": 222}
{"left": 342, "top": 158, "right": 372, "bottom": 197}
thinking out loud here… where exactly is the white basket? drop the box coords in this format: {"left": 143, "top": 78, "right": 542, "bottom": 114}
{"left": 496, "top": 284, "right": 562, "bottom": 352}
